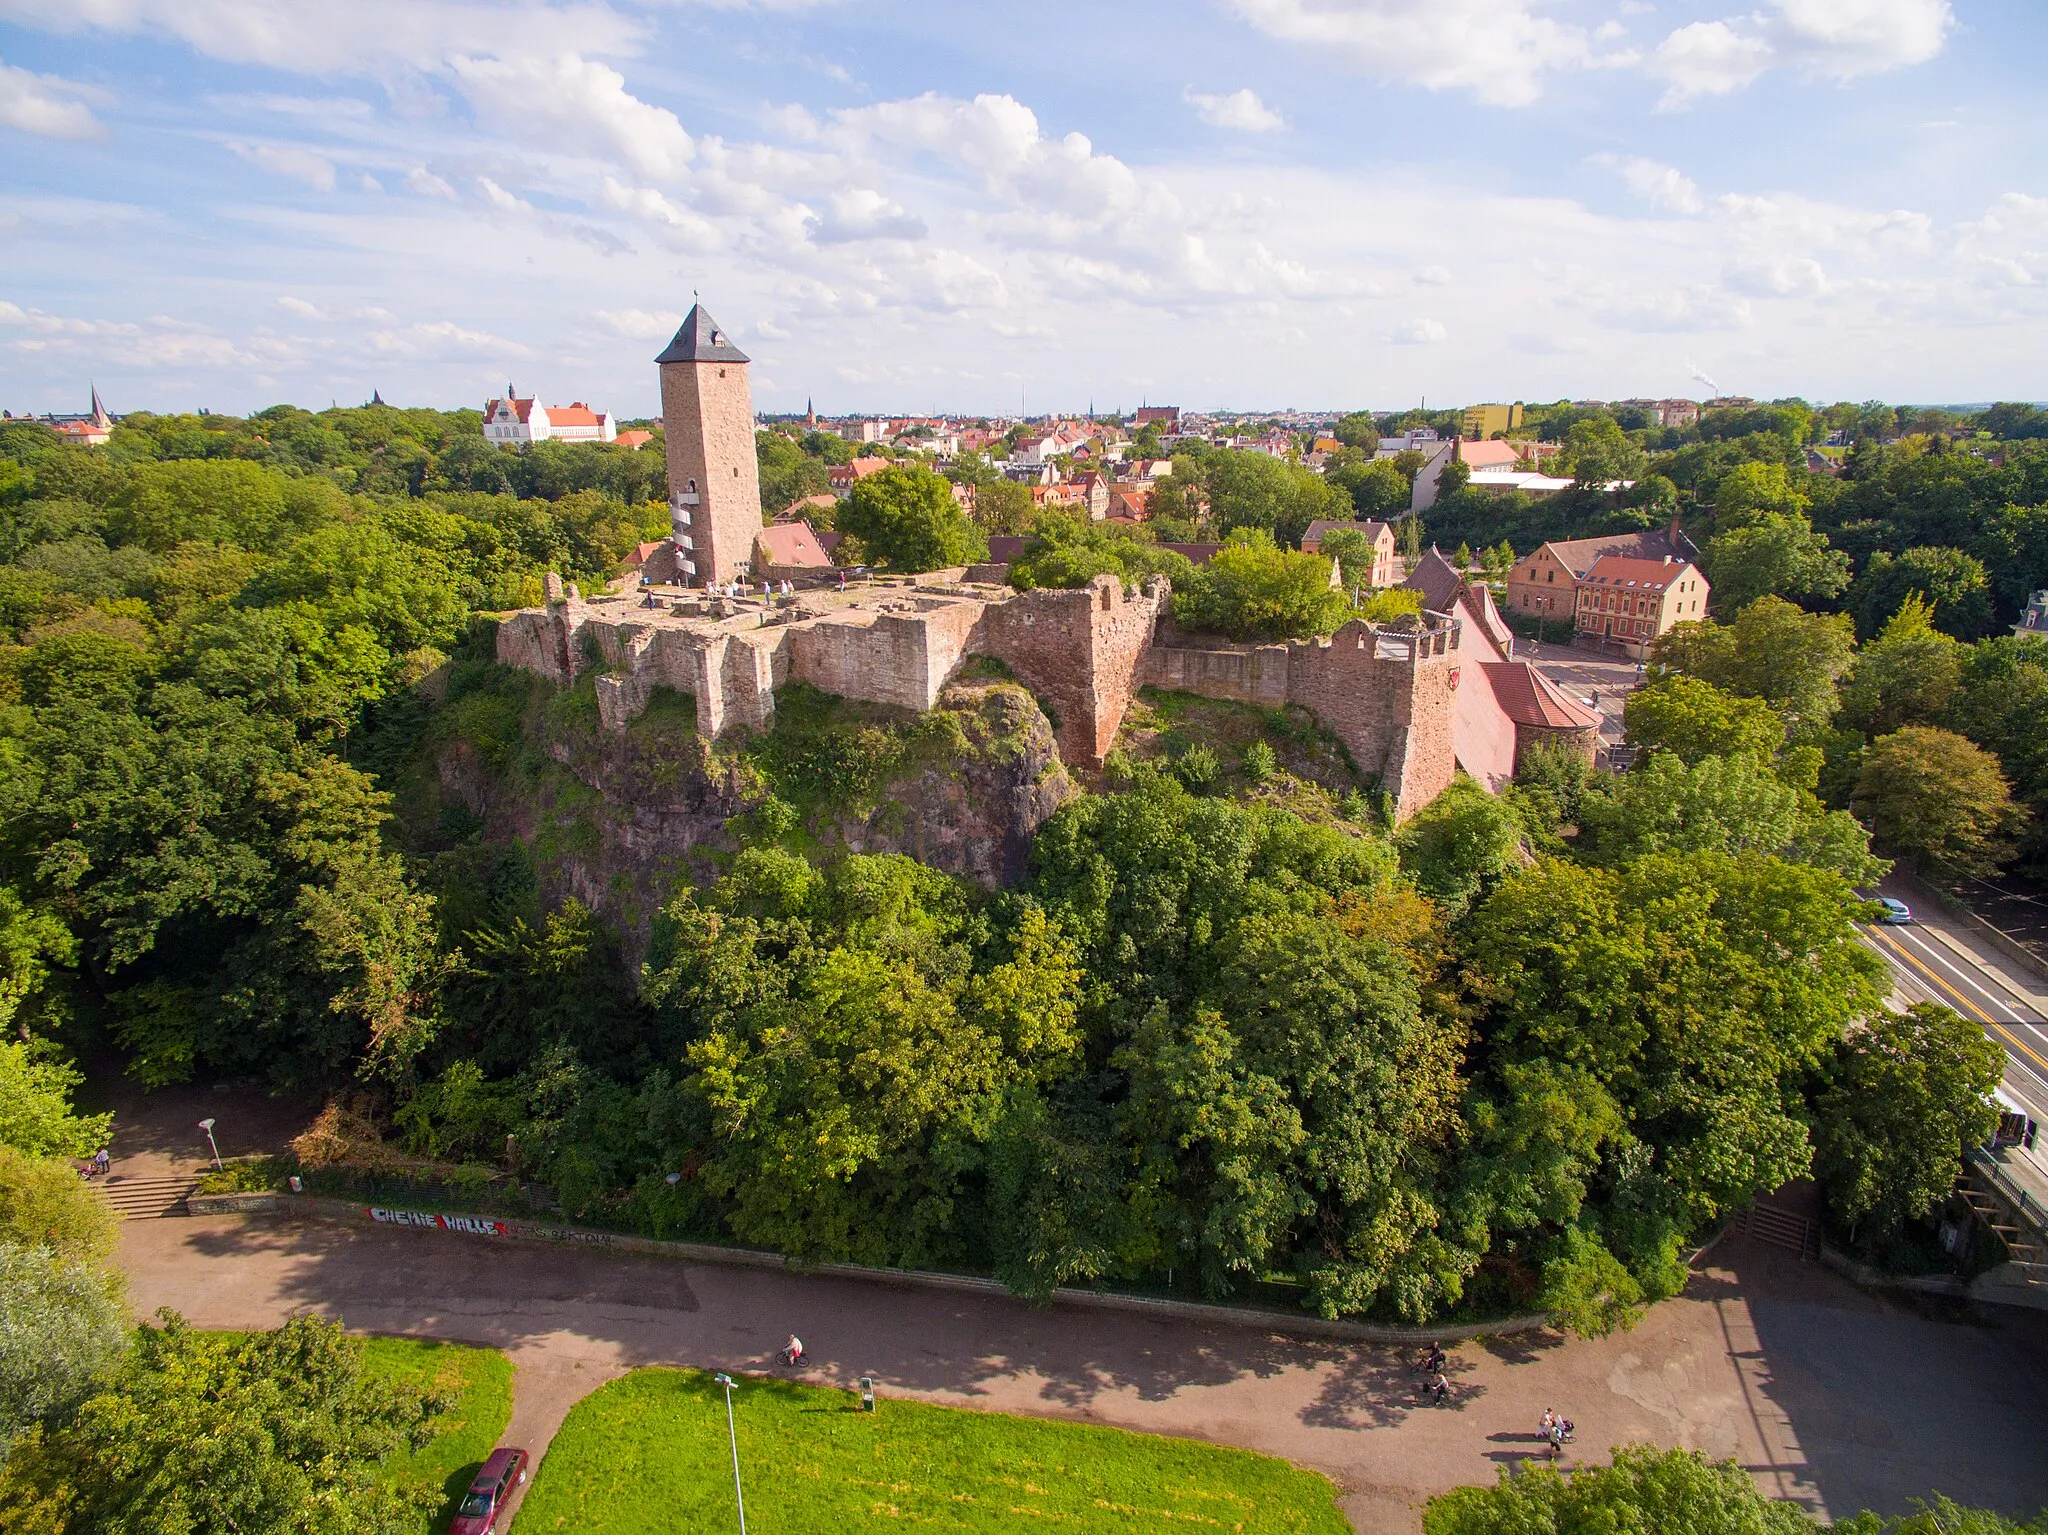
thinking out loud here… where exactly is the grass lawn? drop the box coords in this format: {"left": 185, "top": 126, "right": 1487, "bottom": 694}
{"left": 512, "top": 1368, "right": 1349, "bottom": 1534}
{"left": 361, "top": 1337, "right": 516, "bottom": 1534}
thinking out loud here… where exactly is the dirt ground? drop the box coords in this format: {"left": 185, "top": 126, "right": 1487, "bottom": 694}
{"left": 104, "top": 1086, "right": 2048, "bottom": 1535}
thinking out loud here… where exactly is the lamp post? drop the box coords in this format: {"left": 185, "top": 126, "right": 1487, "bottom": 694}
{"left": 196, "top": 1118, "right": 222, "bottom": 1171}
{"left": 713, "top": 1372, "right": 748, "bottom": 1535}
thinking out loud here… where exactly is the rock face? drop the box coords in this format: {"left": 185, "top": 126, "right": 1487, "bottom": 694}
{"left": 432, "top": 675, "right": 1074, "bottom": 960}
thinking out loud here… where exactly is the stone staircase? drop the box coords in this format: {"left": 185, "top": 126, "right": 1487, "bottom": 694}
{"left": 97, "top": 1173, "right": 199, "bottom": 1221}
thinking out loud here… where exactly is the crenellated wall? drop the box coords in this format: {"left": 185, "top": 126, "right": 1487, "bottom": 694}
{"left": 980, "top": 575, "right": 1169, "bottom": 768}
{"left": 1137, "top": 615, "right": 1465, "bottom": 817}
{"left": 496, "top": 577, "right": 1465, "bottom": 816}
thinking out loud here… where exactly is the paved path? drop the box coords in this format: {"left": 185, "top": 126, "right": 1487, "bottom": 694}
{"left": 1858, "top": 873, "right": 2048, "bottom": 1133}
{"left": 1518, "top": 639, "right": 1642, "bottom": 745}
{"left": 118, "top": 1211, "right": 2048, "bottom": 1534}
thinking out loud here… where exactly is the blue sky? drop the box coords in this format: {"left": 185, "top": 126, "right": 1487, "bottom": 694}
{"left": 2, "top": 0, "right": 2044, "bottom": 417}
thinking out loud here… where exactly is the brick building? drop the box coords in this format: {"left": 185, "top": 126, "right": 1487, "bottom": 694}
{"left": 1503, "top": 517, "right": 1698, "bottom": 627}
{"left": 1572, "top": 553, "right": 1708, "bottom": 656}
{"left": 656, "top": 306, "right": 762, "bottom": 586}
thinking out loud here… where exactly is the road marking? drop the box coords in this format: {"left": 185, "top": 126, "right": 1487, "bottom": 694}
{"left": 1921, "top": 923, "right": 2048, "bottom": 1012}
{"left": 1862, "top": 925, "right": 2048, "bottom": 1087}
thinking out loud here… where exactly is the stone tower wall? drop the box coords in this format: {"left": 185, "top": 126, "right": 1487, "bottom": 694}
{"left": 1283, "top": 620, "right": 1462, "bottom": 818}
{"left": 981, "top": 575, "right": 1166, "bottom": 768}
{"left": 660, "top": 358, "right": 763, "bottom": 587}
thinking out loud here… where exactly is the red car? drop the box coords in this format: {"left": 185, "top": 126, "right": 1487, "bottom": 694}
{"left": 450, "top": 1447, "right": 529, "bottom": 1535}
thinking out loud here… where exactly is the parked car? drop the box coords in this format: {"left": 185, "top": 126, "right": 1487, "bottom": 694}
{"left": 450, "top": 1448, "right": 529, "bottom": 1535}
{"left": 1873, "top": 897, "right": 1913, "bottom": 925}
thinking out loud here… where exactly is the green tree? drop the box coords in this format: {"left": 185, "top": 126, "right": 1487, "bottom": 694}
{"left": 1327, "top": 459, "right": 1410, "bottom": 519}
{"left": 0, "top": 1313, "right": 446, "bottom": 1534}
{"left": 1316, "top": 526, "right": 1379, "bottom": 586}
{"left": 1464, "top": 852, "right": 1885, "bottom": 1293}
{"left": 835, "top": 465, "right": 986, "bottom": 572}
{"left": 0, "top": 1044, "right": 109, "bottom": 1163}
{"left": 1813, "top": 1004, "right": 2002, "bottom": 1247}
{"left": 1204, "top": 451, "right": 1344, "bottom": 547}
{"left": 1837, "top": 595, "right": 1963, "bottom": 736}
{"left": 1853, "top": 726, "right": 2021, "bottom": 874}
{"left": 1171, "top": 530, "right": 1347, "bottom": 641}
{"left": 1850, "top": 546, "right": 1995, "bottom": 639}
{"left": 1558, "top": 417, "right": 1646, "bottom": 488}
{"left": 1578, "top": 752, "right": 1884, "bottom": 883}
{"left": 0, "top": 1146, "right": 119, "bottom": 1264}
{"left": 970, "top": 477, "right": 1034, "bottom": 535}
{"left": 1651, "top": 597, "right": 1855, "bottom": 735}
{"left": 1705, "top": 512, "right": 1851, "bottom": 614}
{"left": 1423, "top": 1446, "right": 1817, "bottom": 1535}
{"left": 1713, "top": 461, "right": 1808, "bottom": 525}
{"left": 0, "top": 1244, "right": 125, "bottom": 1447}
{"left": 1624, "top": 675, "right": 1785, "bottom": 764}
{"left": 1396, "top": 777, "right": 1523, "bottom": 916}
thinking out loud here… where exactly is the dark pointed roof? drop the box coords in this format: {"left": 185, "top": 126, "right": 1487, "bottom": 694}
{"left": 656, "top": 304, "right": 750, "bottom": 365}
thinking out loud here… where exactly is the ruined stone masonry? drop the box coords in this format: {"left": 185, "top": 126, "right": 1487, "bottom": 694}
{"left": 492, "top": 298, "right": 1468, "bottom": 818}
{"left": 496, "top": 572, "right": 1466, "bottom": 815}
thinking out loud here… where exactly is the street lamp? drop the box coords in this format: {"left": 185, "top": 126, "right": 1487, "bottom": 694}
{"left": 713, "top": 1372, "right": 748, "bottom": 1535}
{"left": 196, "top": 1118, "right": 222, "bottom": 1171}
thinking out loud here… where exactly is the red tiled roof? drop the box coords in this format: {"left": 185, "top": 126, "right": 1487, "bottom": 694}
{"left": 1478, "top": 661, "right": 1602, "bottom": 730}
{"left": 1581, "top": 553, "right": 1697, "bottom": 593}
{"left": 754, "top": 520, "right": 834, "bottom": 568}
{"left": 615, "top": 429, "right": 653, "bottom": 449}
{"left": 1541, "top": 528, "right": 1686, "bottom": 577}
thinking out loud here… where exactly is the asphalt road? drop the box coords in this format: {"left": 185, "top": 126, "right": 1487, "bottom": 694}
{"left": 1858, "top": 875, "right": 2048, "bottom": 1131}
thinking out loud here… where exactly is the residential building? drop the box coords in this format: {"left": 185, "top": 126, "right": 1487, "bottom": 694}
{"left": 1301, "top": 518, "right": 1397, "bottom": 586}
{"left": 840, "top": 419, "right": 886, "bottom": 443}
{"left": 615, "top": 429, "right": 654, "bottom": 450}
{"left": 828, "top": 457, "right": 892, "bottom": 495}
{"left": 44, "top": 386, "right": 114, "bottom": 445}
{"left": 1503, "top": 519, "right": 1697, "bottom": 625}
{"left": 1573, "top": 553, "right": 1709, "bottom": 657}
{"left": 2014, "top": 589, "right": 2048, "bottom": 640}
{"left": 1069, "top": 470, "right": 1110, "bottom": 519}
{"left": 1459, "top": 403, "right": 1523, "bottom": 439}
{"left": 1464, "top": 469, "right": 1576, "bottom": 499}
{"left": 1376, "top": 427, "right": 1441, "bottom": 457}
{"left": 1409, "top": 436, "right": 1525, "bottom": 511}
{"left": 483, "top": 390, "right": 619, "bottom": 444}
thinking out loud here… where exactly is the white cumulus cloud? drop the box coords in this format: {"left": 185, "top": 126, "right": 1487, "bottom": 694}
{"left": 1589, "top": 153, "right": 1702, "bottom": 214}
{"left": 1219, "top": 0, "right": 1619, "bottom": 109}
{"left": 1184, "top": 87, "right": 1285, "bottom": 132}
{"left": 1389, "top": 317, "right": 1446, "bottom": 344}
{"left": 448, "top": 52, "right": 693, "bottom": 180}
{"left": 0, "top": 58, "right": 108, "bottom": 140}
{"left": 1649, "top": 0, "right": 1953, "bottom": 107}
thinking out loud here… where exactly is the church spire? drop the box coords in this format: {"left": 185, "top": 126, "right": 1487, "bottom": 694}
{"left": 88, "top": 383, "right": 110, "bottom": 429}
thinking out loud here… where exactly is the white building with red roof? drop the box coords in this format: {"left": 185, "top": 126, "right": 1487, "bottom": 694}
{"left": 482, "top": 388, "right": 617, "bottom": 444}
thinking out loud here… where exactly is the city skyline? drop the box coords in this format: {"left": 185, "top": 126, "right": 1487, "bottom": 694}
{"left": 3, "top": 0, "right": 2045, "bottom": 415}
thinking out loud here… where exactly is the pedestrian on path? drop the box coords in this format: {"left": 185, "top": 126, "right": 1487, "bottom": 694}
{"left": 93, "top": 1148, "right": 110, "bottom": 1177}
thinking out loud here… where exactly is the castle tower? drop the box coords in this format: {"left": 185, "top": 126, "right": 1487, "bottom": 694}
{"left": 657, "top": 305, "right": 762, "bottom": 587}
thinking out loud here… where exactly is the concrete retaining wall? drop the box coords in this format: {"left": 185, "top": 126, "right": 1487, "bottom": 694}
{"left": 251, "top": 1194, "right": 1549, "bottom": 1346}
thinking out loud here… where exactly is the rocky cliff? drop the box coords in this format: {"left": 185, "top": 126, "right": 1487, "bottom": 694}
{"left": 421, "top": 665, "right": 1075, "bottom": 958}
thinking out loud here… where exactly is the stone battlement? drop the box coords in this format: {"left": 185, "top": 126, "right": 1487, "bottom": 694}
{"left": 497, "top": 573, "right": 1464, "bottom": 812}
